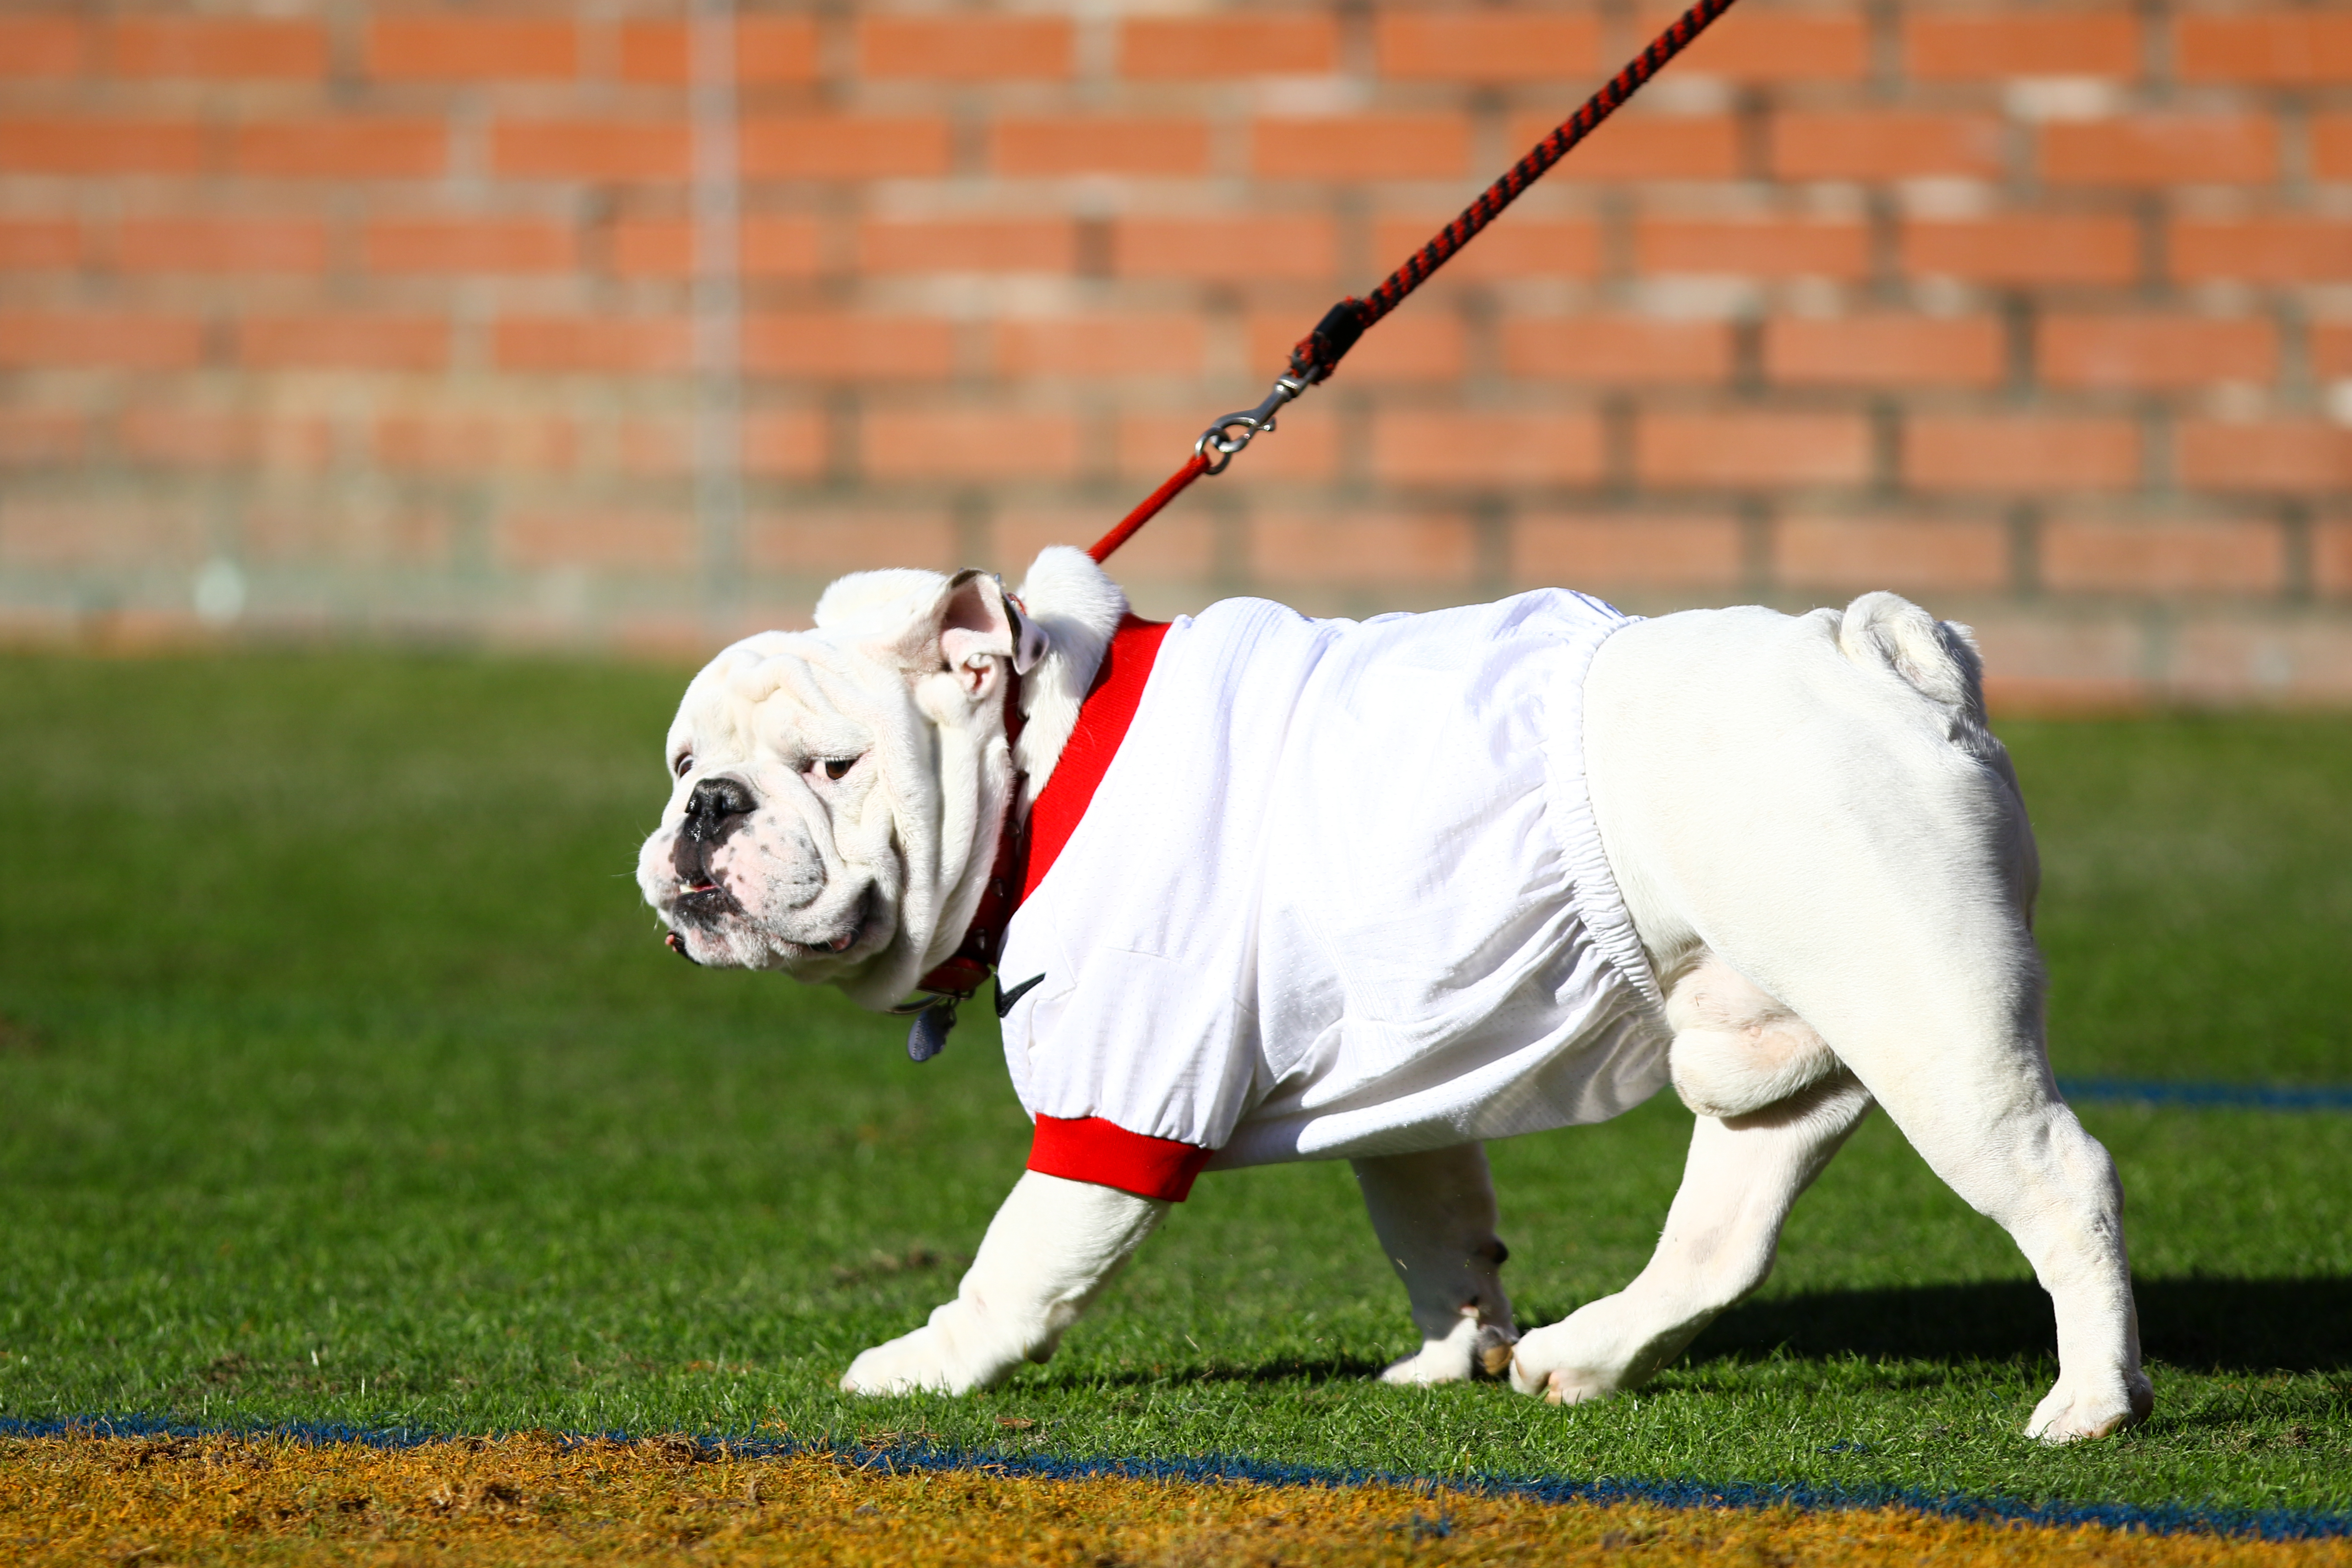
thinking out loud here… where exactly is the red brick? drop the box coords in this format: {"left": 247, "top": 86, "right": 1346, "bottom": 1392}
{"left": 0, "top": 409, "right": 84, "bottom": 465}
{"left": 111, "top": 18, "right": 326, "bottom": 79}
{"left": 737, "top": 117, "right": 951, "bottom": 180}
{"left": 1639, "top": 412, "right": 1873, "bottom": 487}
{"left": 1505, "top": 317, "right": 1735, "bottom": 384}
{"left": 860, "top": 16, "right": 1069, "bottom": 80}
{"left": 500, "top": 509, "right": 692, "bottom": 571}
{"left": 1373, "top": 215, "right": 1599, "bottom": 280}
{"left": 2175, "top": 15, "right": 2352, "bottom": 85}
{"left": 2172, "top": 219, "right": 2352, "bottom": 284}
{"left": 861, "top": 409, "right": 1081, "bottom": 481}
{"left": 116, "top": 218, "right": 328, "bottom": 275}
{"left": 117, "top": 409, "right": 332, "bottom": 470}
{"left": 1637, "top": 216, "right": 1871, "bottom": 279}
{"left": 233, "top": 119, "right": 445, "bottom": 179}
{"left": 2318, "top": 521, "right": 2352, "bottom": 597}
{"left": 2041, "top": 316, "right": 2274, "bottom": 390}
{"left": 1119, "top": 411, "right": 1338, "bottom": 481}
{"left": 1257, "top": 313, "right": 1464, "bottom": 382}
{"left": 377, "top": 415, "right": 573, "bottom": 474}
{"left": 1113, "top": 216, "right": 1337, "bottom": 282}
{"left": 2041, "top": 115, "right": 2276, "bottom": 186}
{"left": 1254, "top": 510, "right": 1479, "bottom": 590}
{"left": 1253, "top": 116, "right": 1470, "bottom": 180}
{"left": 859, "top": 219, "right": 1075, "bottom": 275}
{"left": 612, "top": 216, "right": 822, "bottom": 279}
{"left": 495, "top": 316, "right": 693, "bottom": 374}
{"left": 1514, "top": 111, "right": 1738, "bottom": 181}
{"left": 1374, "top": 14, "right": 1597, "bottom": 81}
{"left": 992, "top": 119, "right": 1209, "bottom": 177}
{"left": 1652, "top": 9, "right": 1870, "bottom": 81}
{"left": 2175, "top": 421, "right": 2352, "bottom": 492}
{"left": 1905, "top": 12, "right": 2139, "bottom": 80}
{"left": 0, "top": 17, "right": 86, "bottom": 76}
{"left": 364, "top": 218, "right": 574, "bottom": 274}
{"left": 1370, "top": 411, "right": 1603, "bottom": 486}
{"left": 239, "top": 315, "right": 447, "bottom": 372}
{"left": 0, "top": 117, "right": 207, "bottom": 175}
{"left": 2168, "top": 619, "right": 2352, "bottom": 702}
{"left": 1765, "top": 317, "right": 2005, "bottom": 388}
{"left": 2314, "top": 321, "right": 2352, "bottom": 379}
{"left": 1908, "top": 416, "right": 2139, "bottom": 492}
{"left": 997, "top": 316, "right": 1204, "bottom": 377}
{"left": 998, "top": 505, "right": 1215, "bottom": 582}
{"left": 1514, "top": 513, "right": 1746, "bottom": 588}
{"left": 740, "top": 410, "right": 826, "bottom": 479}
{"left": 739, "top": 314, "right": 955, "bottom": 380}
{"left": 1776, "top": 514, "right": 2010, "bottom": 591}
{"left": 0, "top": 312, "right": 206, "bottom": 370}
{"left": 0, "top": 218, "right": 77, "bottom": 269}
{"left": 1774, "top": 112, "right": 2004, "bottom": 180}
{"left": 368, "top": 18, "right": 576, "bottom": 81}
{"left": 618, "top": 17, "right": 818, "bottom": 84}
{"left": 1903, "top": 216, "right": 2139, "bottom": 285}
{"left": 492, "top": 120, "right": 693, "bottom": 182}
{"left": 2040, "top": 517, "right": 2285, "bottom": 594}
{"left": 1119, "top": 17, "right": 1337, "bottom": 78}
{"left": 0, "top": 501, "right": 204, "bottom": 569}
{"left": 747, "top": 506, "right": 957, "bottom": 574}
{"left": 2317, "top": 115, "right": 2352, "bottom": 182}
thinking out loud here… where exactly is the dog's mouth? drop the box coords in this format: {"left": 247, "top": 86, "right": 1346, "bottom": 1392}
{"left": 670, "top": 877, "right": 868, "bottom": 956}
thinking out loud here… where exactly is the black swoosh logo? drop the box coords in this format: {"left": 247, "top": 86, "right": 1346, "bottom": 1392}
{"left": 994, "top": 973, "right": 1045, "bottom": 1019}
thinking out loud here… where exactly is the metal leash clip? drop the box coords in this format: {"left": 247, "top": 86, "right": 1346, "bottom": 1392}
{"left": 1194, "top": 373, "right": 1308, "bottom": 475}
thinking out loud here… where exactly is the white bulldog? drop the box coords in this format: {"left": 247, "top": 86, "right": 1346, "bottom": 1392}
{"left": 637, "top": 547, "right": 2153, "bottom": 1442}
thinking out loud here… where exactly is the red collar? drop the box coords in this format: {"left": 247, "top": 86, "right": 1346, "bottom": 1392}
{"left": 912, "top": 614, "right": 1170, "bottom": 1005}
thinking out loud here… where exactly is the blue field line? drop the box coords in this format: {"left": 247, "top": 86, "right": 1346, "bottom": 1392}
{"left": 2057, "top": 1078, "right": 2352, "bottom": 1111}
{"left": 6, "top": 1414, "right": 2348, "bottom": 1543}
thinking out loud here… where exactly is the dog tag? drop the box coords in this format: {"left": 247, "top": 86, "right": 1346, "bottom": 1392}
{"left": 906, "top": 1000, "right": 956, "bottom": 1063}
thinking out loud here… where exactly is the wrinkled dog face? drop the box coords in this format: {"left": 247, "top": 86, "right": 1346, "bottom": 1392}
{"left": 636, "top": 569, "right": 1020, "bottom": 1009}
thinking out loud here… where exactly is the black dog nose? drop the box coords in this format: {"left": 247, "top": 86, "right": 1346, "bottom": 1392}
{"left": 682, "top": 775, "right": 755, "bottom": 843}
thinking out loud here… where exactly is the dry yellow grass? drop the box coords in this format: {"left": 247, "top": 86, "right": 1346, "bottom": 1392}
{"left": 4, "top": 1433, "right": 2346, "bottom": 1568}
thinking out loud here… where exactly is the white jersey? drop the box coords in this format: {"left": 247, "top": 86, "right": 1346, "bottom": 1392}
{"left": 997, "top": 590, "right": 1672, "bottom": 1182}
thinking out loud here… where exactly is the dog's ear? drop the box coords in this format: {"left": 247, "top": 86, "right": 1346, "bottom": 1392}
{"left": 908, "top": 568, "right": 1017, "bottom": 701}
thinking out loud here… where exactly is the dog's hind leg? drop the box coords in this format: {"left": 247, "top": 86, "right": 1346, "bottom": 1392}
{"left": 1572, "top": 600, "right": 2152, "bottom": 1441}
{"left": 1352, "top": 1143, "right": 1519, "bottom": 1384}
{"left": 1509, "top": 1074, "right": 1872, "bottom": 1403}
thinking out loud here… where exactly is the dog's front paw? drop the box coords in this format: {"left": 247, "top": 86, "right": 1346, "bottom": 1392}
{"left": 840, "top": 1326, "right": 985, "bottom": 1397}
{"left": 2025, "top": 1370, "right": 2154, "bottom": 1442}
{"left": 1380, "top": 1310, "right": 1517, "bottom": 1387}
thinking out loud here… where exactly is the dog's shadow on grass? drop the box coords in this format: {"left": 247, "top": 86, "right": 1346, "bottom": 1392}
{"left": 1687, "top": 1275, "right": 2352, "bottom": 1374}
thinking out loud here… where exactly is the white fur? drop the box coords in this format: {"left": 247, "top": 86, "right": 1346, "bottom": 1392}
{"left": 1008, "top": 546, "right": 1128, "bottom": 809}
{"left": 645, "top": 574, "right": 2151, "bottom": 1443}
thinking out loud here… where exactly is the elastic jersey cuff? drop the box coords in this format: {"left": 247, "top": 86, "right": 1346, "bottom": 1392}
{"left": 1027, "top": 1115, "right": 1215, "bottom": 1202}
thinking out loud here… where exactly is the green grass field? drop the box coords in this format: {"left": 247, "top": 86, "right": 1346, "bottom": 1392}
{"left": 1, "top": 650, "right": 2347, "bottom": 1518}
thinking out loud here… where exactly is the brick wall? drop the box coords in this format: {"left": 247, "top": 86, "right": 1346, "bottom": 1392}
{"left": 3, "top": 0, "right": 2350, "bottom": 704}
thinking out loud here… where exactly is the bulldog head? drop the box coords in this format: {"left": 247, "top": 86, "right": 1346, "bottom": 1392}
{"left": 636, "top": 567, "right": 1036, "bottom": 1011}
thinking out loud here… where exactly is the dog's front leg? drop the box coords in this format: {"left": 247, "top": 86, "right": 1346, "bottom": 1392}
{"left": 1353, "top": 1144, "right": 1518, "bottom": 1385}
{"left": 840, "top": 1171, "right": 1168, "bottom": 1395}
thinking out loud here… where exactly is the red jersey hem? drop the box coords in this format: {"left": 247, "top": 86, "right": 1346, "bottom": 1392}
{"left": 1027, "top": 1114, "right": 1215, "bottom": 1203}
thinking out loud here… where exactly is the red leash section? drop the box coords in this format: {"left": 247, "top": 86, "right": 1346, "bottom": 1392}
{"left": 1087, "top": 0, "right": 1744, "bottom": 566}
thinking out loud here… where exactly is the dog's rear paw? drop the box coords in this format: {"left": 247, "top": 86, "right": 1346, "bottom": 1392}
{"left": 2025, "top": 1371, "right": 2154, "bottom": 1442}
{"left": 1379, "top": 1311, "right": 1517, "bottom": 1387}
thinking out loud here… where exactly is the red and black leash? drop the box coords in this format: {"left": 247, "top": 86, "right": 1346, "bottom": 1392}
{"left": 893, "top": 0, "right": 1744, "bottom": 1056}
{"left": 1085, "top": 0, "right": 1743, "bottom": 566}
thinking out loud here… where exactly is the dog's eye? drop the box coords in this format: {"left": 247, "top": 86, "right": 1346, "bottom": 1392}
{"left": 673, "top": 753, "right": 693, "bottom": 779}
{"left": 823, "top": 758, "right": 854, "bottom": 781}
